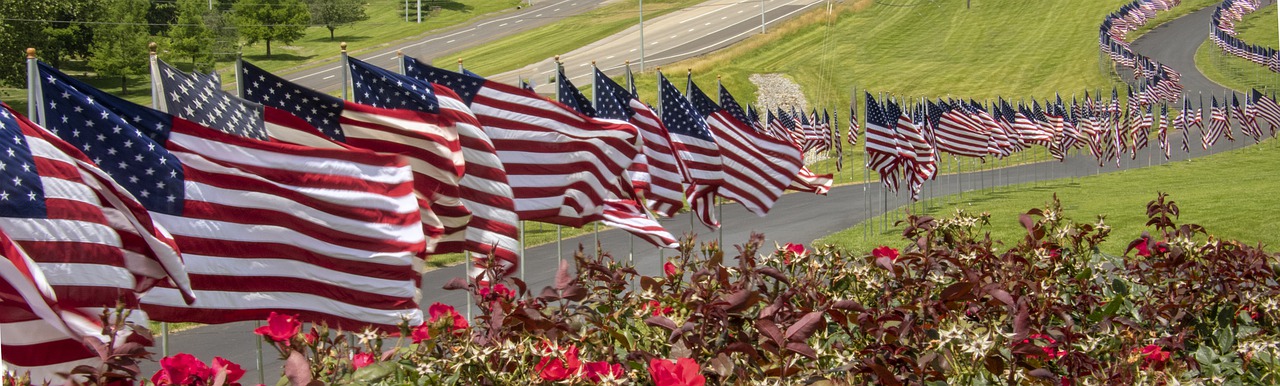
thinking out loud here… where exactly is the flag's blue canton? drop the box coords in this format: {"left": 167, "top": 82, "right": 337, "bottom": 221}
{"left": 718, "top": 84, "right": 749, "bottom": 125}
{"left": 746, "top": 105, "right": 759, "bottom": 126}
{"left": 462, "top": 69, "right": 484, "bottom": 79}
{"left": 38, "top": 62, "right": 184, "bottom": 215}
{"left": 240, "top": 61, "right": 346, "bottom": 142}
{"left": 348, "top": 57, "right": 438, "bottom": 113}
{"left": 865, "top": 93, "right": 891, "bottom": 129}
{"left": 928, "top": 100, "right": 946, "bottom": 128}
{"left": 659, "top": 74, "right": 713, "bottom": 142}
{"left": 776, "top": 108, "right": 795, "bottom": 131}
{"left": 556, "top": 68, "right": 595, "bottom": 117}
{"left": 592, "top": 68, "right": 633, "bottom": 121}
{"left": 404, "top": 57, "right": 484, "bottom": 106}
{"left": 884, "top": 99, "right": 903, "bottom": 127}
{"left": 1000, "top": 100, "right": 1017, "bottom": 124}
{"left": 800, "top": 110, "right": 812, "bottom": 127}
{"left": 0, "top": 106, "right": 47, "bottom": 218}
{"left": 156, "top": 60, "right": 268, "bottom": 140}
{"left": 684, "top": 78, "right": 720, "bottom": 119}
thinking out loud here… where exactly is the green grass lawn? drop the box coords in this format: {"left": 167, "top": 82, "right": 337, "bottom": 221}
{"left": 1195, "top": 3, "right": 1280, "bottom": 94}
{"left": 608, "top": 0, "right": 1150, "bottom": 186}
{"left": 433, "top": 0, "right": 705, "bottom": 76}
{"left": 819, "top": 138, "right": 1280, "bottom": 256}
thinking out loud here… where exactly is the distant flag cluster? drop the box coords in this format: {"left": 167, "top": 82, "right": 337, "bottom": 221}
{"left": 1210, "top": 0, "right": 1280, "bottom": 72}
{"left": 1099, "top": 0, "right": 1183, "bottom": 104}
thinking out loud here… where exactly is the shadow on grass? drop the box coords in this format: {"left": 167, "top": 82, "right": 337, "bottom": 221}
{"left": 242, "top": 53, "right": 317, "bottom": 63}
{"left": 307, "top": 34, "right": 375, "bottom": 45}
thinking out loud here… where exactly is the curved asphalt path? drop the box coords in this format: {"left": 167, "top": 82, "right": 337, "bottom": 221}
{"left": 153, "top": 2, "right": 1271, "bottom": 383}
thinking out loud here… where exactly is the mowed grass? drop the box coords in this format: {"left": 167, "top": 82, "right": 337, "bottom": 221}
{"left": 612, "top": 0, "right": 1138, "bottom": 185}
{"left": 215, "top": 0, "right": 522, "bottom": 74}
{"left": 1195, "top": 4, "right": 1280, "bottom": 94}
{"left": 433, "top": 0, "right": 705, "bottom": 76}
{"left": 818, "top": 138, "right": 1280, "bottom": 256}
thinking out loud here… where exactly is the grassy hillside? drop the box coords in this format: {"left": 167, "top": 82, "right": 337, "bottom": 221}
{"left": 611, "top": 0, "right": 1144, "bottom": 185}
{"left": 819, "top": 138, "right": 1280, "bottom": 255}
{"left": 1196, "top": 4, "right": 1280, "bottom": 94}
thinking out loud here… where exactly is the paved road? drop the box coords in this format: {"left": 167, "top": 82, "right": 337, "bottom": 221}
{"left": 1129, "top": 3, "right": 1236, "bottom": 98}
{"left": 489, "top": 0, "right": 827, "bottom": 92}
{"left": 154, "top": 2, "right": 1266, "bottom": 383}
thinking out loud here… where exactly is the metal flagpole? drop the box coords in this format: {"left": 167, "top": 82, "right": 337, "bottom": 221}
{"left": 639, "top": 0, "right": 645, "bottom": 71}
{"left": 457, "top": 57, "right": 474, "bottom": 320}
{"left": 553, "top": 57, "right": 565, "bottom": 266}
{"left": 228, "top": 47, "right": 263, "bottom": 385}
{"left": 146, "top": 43, "right": 171, "bottom": 358}
{"left": 591, "top": 61, "right": 601, "bottom": 254}
{"left": 26, "top": 48, "right": 37, "bottom": 123}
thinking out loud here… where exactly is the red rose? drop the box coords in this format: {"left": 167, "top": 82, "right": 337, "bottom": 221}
{"left": 478, "top": 283, "right": 516, "bottom": 300}
{"left": 152, "top": 353, "right": 211, "bottom": 385}
{"left": 352, "top": 352, "right": 375, "bottom": 370}
{"left": 534, "top": 345, "right": 581, "bottom": 381}
{"left": 211, "top": 357, "right": 245, "bottom": 386}
{"left": 303, "top": 328, "right": 318, "bottom": 345}
{"left": 1134, "top": 241, "right": 1151, "bottom": 257}
{"left": 583, "top": 361, "right": 625, "bottom": 383}
{"left": 664, "top": 261, "right": 678, "bottom": 277}
{"left": 648, "top": 358, "right": 705, "bottom": 386}
{"left": 1136, "top": 344, "right": 1170, "bottom": 370}
{"left": 253, "top": 312, "right": 301, "bottom": 346}
{"left": 646, "top": 300, "right": 673, "bottom": 317}
{"left": 872, "top": 246, "right": 899, "bottom": 261}
{"left": 428, "top": 302, "right": 468, "bottom": 332}
{"left": 411, "top": 322, "right": 431, "bottom": 343}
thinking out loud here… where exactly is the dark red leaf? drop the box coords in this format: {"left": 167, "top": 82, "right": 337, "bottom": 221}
{"left": 941, "top": 281, "right": 976, "bottom": 303}
{"left": 785, "top": 311, "right": 826, "bottom": 342}
{"left": 988, "top": 289, "right": 1015, "bottom": 308}
{"left": 721, "top": 289, "right": 760, "bottom": 313}
{"left": 554, "top": 259, "right": 573, "bottom": 290}
{"left": 832, "top": 300, "right": 864, "bottom": 311}
{"left": 1028, "top": 368, "right": 1056, "bottom": 379}
{"left": 644, "top": 315, "right": 678, "bottom": 331}
{"left": 785, "top": 341, "right": 818, "bottom": 359}
{"left": 756, "top": 319, "right": 784, "bottom": 346}
{"left": 869, "top": 364, "right": 902, "bottom": 386}
{"left": 755, "top": 267, "right": 791, "bottom": 284}
{"left": 441, "top": 277, "right": 469, "bottom": 291}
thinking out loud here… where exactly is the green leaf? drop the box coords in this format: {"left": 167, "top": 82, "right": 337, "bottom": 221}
{"left": 352, "top": 362, "right": 398, "bottom": 383}
{"left": 1110, "top": 278, "right": 1128, "bottom": 296}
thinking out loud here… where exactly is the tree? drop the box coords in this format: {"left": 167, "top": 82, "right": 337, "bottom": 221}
{"left": 89, "top": 0, "right": 149, "bottom": 94}
{"left": 234, "top": 0, "right": 310, "bottom": 57}
{"left": 168, "top": 0, "right": 217, "bottom": 71}
{"left": 0, "top": 0, "right": 102, "bottom": 86}
{"left": 308, "top": 0, "right": 369, "bottom": 41}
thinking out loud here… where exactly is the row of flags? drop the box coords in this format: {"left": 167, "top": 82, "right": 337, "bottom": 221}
{"left": 858, "top": 88, "right": 1280, "bottom": 200}
{"left": 2, "top": 52, "right": 840, "bottom": 381}
{"left": 1099, "top": 0, "right": 1185, "bottom": 105}
{"left": 1210, "top": 0, "right": 1280, "bottom": 72}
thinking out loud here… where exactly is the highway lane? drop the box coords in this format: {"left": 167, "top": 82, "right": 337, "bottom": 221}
{"left": 152, "top": 2, "right": 1264, "bottom": 383}
{"left": 489, "top": 0, "right": 826, "bottom": 91}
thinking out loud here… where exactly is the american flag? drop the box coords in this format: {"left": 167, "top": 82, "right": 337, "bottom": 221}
{"left": 0, "top": 102, "right": 191, "bottom": 383}
{"left": 718, "top": 84, "right": 752, "bottom": 126}
{"left": 1204, "top": 96, "right": 1228, "bottom": 149}
{"left": 1158, "top": 103, "right": 1170, "bottom": 160}
{"left": 1174, "top": 96, "right": 1194, "bottom": 153}
{"left": 788, "top": 167, "right": 833, "bottom": 195}
{"left": 864, "top": 93, "right": 901, "bottom": 191}
{"left": 746, "top": 104, "right": 763, "bottom": 132}
{"left": 970, "top": 101, "right": 1011, "bottom": 158}
{"left": 404, "top": 57, "right": 641, "bottom": 228}
{"left": 1252, "top": 89, "right": 1280, "bottom": 135}
{"left": 38, "top": 62, "right": 426, "bottom": 331}
{"left": 552, "top": 66, "right": 675, "bottom": 248}
{"left": 151, "top": 59, "right": 267, "bottom": 139}
{"left": 556, "top": 66, "right": 596, "bottom": 118}
{"left": 1236, "top": 93, "right": 1262, "bottom": 142}
{"left": 239, "top": 59, "right": 465, "bottom": 254}
{"left": 935, "top": 100, "right": 989, "bottom": 158}
{"left": 1132, "top": 104, "right": 1152, "bottom": 157}
{"left": 891, "top": 99, "right": 935, "bottom": 201}
{"left": 687, "top": 76, "right": 802, "bottom": 218}
{"left": 657, "top": 72, "right": 723, "bottom": 228}
{"left": 848, "top": 94, "right": 860, "bottom": 147}
{"left": 832, "top": 109, "right": 843, "bottom": 171}
{"left": 595, "top": 67, "right": 686, "bottom": 218}
{"left": 345, "top": 56, "right": 521, "bottom": 276}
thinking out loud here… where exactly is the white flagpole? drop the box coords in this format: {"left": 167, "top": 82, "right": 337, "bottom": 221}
{"left": 457, "top": 57, "right": 475, "bottom": 320}
{"left": 553, "top": 56, "right": 565, "bottom": 266}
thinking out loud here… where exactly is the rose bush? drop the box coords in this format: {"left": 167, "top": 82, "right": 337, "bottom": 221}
{"left": 5, "top": 194, "right": 1278, "bottom": 385}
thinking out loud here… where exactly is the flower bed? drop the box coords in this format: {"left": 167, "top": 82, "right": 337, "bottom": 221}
{"left": 9, "top": 194, "right": 1279, "bottom": 385}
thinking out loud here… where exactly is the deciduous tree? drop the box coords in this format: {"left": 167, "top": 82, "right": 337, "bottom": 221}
{"left": 234, "top": 0, "right": 310, "bottom": 57}
{"left": 168, "top": 0, "right": 217, "bottom": 71}
{"left": 308, "top": 0, "right": 369, "bottom": 41}
{"left": 89, "top": 0, "right": 149, "bottom": 93}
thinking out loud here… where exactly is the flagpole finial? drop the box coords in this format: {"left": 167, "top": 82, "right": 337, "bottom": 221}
{"left": 457, "top": 58, "right": 463, "bottom": 65}
{"left": 591, "top": 60, "right": 595, "bottom": 66}
{"left": 25, "top": 48, "right": 35, "bottom": 59}
{"left": 148, "top": 42, "right": 157, "bottom": 55}
{"left": 554, "top": 55, "right": 560, "bottom": 64}
{"left": 340, "top": 42, "right": 347, "bottom": 52}
{"left": 396, "top": 49, "right": 402, "bottom": 56}
{"left": 687, "top": 68, "right": 692, "bottom": 75}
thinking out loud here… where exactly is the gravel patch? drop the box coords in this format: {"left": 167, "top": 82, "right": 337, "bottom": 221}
{"left": 750, "top": 73, "right": 809, "bottom": 113}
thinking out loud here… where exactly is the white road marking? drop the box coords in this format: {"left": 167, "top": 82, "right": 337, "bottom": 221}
{"left": 681, "top": 1, "right": 736, "bottom": 24}
{"left": 322, "top": 75, "right": 335, "bottom": 80}
{"left": 447, "top": 39, "right": 456, "bottom": 43}
{"left": 606, "top": 55, "right": 616, "bottom": 59}
{"left": 499, "top": 23, "right": 508, "bottom": 27}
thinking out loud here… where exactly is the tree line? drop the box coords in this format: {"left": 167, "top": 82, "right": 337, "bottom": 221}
{"left": 0, "top": 0, "right": 370, "bottom": 89}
